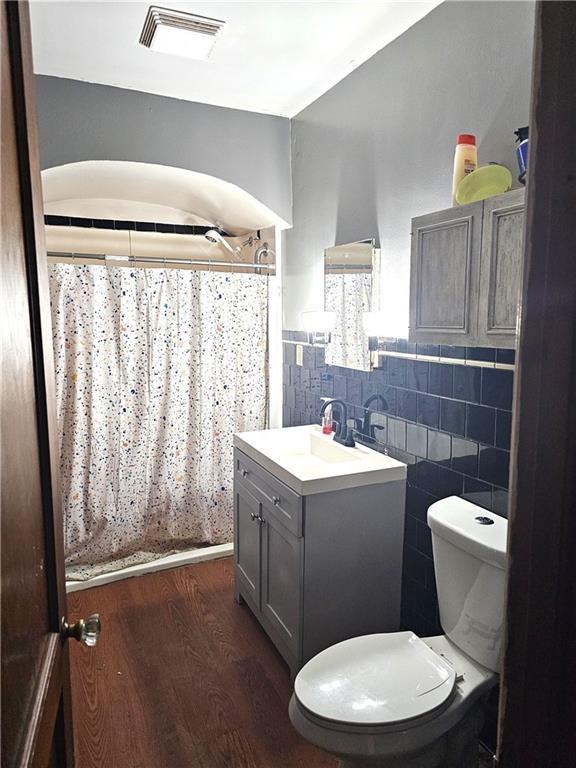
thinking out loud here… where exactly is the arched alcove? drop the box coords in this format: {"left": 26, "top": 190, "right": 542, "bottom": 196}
{"left": 42, "top": 160, "right": 290, "bottom": 235}
{"left": 42, "top": 160, "right": 285, "bottom": 432}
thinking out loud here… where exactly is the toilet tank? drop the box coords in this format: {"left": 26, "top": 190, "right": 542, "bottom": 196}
{"left": 428, "top": 496, "right": 508, "bottom": 672}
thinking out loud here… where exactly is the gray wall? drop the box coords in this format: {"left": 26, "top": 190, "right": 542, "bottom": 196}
{"left": 35, "top": 76, "right": 292, "bottom": 224}
{"left": 285, "top": 1, "right": 535, "bottom": 330}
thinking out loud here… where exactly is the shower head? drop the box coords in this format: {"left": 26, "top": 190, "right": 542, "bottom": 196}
{"left": 205, "top": 229, "right": 235, "bottom": 255}
{"left": 205, "top": 228, "right": 223, "bottom": 244}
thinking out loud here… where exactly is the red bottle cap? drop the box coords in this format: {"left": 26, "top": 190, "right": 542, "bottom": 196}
{"left": 457, "top": 134, "right": 476, "bottom": 146}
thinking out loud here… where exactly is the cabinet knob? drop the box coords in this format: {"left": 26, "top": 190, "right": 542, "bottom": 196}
{"left": 241, "top": 468, "right": 248, "bottom": 478}
{"left": 272, "top": 496, "right": 281, "bottom": 506}
{"left": 250, "top": 512, "right": 265, "bottom": 524}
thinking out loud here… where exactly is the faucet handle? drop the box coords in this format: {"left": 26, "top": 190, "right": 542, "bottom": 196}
{"left": 343, "top": 427, "right": 356, "bottom": 448}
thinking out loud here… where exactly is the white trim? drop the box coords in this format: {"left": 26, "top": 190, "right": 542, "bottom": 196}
{"left": 281, "top": 340, "right": 515, "bottom": 369}
{"left": 268, "top": 226, "right": 283, "bottom": 428}
{"left": 65, "top": 542, "right": 233, "bottom": 592}
{"left": 376, "top": 350, "right": 515, "bottom": 371}
{"left": 283, "top": 339, "right": 318, "bottom": 348}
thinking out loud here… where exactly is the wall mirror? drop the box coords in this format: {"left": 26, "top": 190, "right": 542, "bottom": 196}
{"left": 324, "top": 239, "right": 380, "bottom": 371}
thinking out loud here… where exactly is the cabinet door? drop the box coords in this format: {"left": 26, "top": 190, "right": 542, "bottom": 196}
{"left": 477, "top": 189, "right": 525, "bottom": 347}
{"left": 234, "top": 482, "right": 262, "bottom": 607}
{"left": 261, "top": 511, "right": 302, "bottom": 658}
{"left": 410, "top": 202, "right": 482, "bottom": 345}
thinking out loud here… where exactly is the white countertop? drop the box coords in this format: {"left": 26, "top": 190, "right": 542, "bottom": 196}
{"left": 234, "top": 424, "right": 407, "bottom": 495}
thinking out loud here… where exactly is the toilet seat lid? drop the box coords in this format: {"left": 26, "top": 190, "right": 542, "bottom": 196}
{"left": 294, "top": 631, "right": 456, "bottom": 725}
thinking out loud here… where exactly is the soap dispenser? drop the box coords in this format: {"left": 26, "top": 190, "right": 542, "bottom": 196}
{"left": 321, "top": 400, "right": 333, "bottom": 434}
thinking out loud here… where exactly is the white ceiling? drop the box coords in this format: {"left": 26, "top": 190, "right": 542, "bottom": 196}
{"left": 29, "top": 1, "right": 442, "bottom": 118}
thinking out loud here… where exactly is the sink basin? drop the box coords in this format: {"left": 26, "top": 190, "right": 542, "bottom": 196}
{"left": 285, "top": 431, "right": 362, "bottom": 465}
{"left": 234, "top": 425, "right": 406, "bottom": 495}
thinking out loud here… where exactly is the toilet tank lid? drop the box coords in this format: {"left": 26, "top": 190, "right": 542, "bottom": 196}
{"left": 427, "top": 496, "right": 508, "bottom": 569}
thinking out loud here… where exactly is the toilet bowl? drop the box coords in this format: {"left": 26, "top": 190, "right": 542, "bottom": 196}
{"left": 289, "top": 497, "right": 507, "bottom": 767}
{"left": 290, "top": 632, "right": 496, "bottom": 767}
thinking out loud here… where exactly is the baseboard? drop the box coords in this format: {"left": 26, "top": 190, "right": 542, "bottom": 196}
{"left": 65, "top": 542, "right": 234, "bottom": 592}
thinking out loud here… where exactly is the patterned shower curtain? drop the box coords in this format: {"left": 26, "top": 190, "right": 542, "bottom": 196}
{"left": 325, "top": 272, "right": 372, "bottom": 370}
{"left": 48, "top": 264, "right": 268, "bottom": 580}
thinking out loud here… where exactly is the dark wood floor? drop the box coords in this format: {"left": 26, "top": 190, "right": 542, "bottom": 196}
{"left": 68, "top": 557, "right": 495, "bottom": 768}
{"left": 67, "top": 557, "right": 336, "bottom": 768}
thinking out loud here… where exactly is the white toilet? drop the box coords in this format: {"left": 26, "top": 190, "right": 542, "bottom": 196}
{"left": 289, "top": 496, "right": 507, "bottom": 767}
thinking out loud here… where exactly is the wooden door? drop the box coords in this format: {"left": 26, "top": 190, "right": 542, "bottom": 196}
{"left": 260, "top": 511, "right": 301, "bottom": 660}
{"left": 477, "top": 189, "right": 525, "bottom": 348}
{"left": 1, "top": 3, "right": 75, "bottom": 766}
{"left": 409, "top": 201, "right": 483, "bottom": 345}
{"left": 497, "top": 2, "right": 576, "bottom": 765}
{"left": 234, "top": 481, "right": 262, "bottom": 607}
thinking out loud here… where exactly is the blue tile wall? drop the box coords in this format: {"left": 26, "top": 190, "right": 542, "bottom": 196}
{"left": 282, "top": 336, "right": 514, "bottom": 637}
{"left": 44, "top": 215, "right": 215, "bottom": 236}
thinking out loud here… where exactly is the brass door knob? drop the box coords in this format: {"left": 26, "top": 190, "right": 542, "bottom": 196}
{"left": 62, "top": 613, "right": 101, "bottom": 646}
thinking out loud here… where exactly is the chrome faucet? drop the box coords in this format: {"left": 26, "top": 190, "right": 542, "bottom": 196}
{"left": 360, "top": 394, "right": 388, "bottom": 439}
{"left": 319, "top": 399, "right": 355, "bottom": 447}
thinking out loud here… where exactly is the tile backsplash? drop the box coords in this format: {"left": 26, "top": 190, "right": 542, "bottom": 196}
{"left": 282, "top": 333, "right": 514, "bottom": 636}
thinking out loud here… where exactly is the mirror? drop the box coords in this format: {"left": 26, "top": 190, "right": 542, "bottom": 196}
{"left": 324, "top": 239, "right": 380, "bottom": 371}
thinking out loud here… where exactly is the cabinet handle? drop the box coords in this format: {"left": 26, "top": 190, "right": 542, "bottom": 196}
{"left": 272, "top": 496, "right": 281, "bottom": 506}
{"left": 250, "top": 511, "right": 258, "bottom": 521}
{"left": 241, "top": 468, "right": 248, "bottom": 478}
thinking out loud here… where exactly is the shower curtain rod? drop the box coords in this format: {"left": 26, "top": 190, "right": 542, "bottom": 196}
{"left": 47, "top": 251, "right": 274, "bottom": 272}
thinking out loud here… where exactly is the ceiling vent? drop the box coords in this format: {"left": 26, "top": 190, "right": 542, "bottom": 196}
{"left": 139, "top": 6, "right": 225, "bottom": 61}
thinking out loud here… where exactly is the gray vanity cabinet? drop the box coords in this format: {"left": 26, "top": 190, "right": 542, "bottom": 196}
{"left": 234, "top": 483, "right": 263, "bottom": 607}
{"left": 409, "top": 189, "right": 525, "bottom": 347}
{"left": 260, "top": 510, "right": 302, "bottom": 653}
{"left": 234, "top": 453, "right": 303, "bottom": 670}
{"left": 233, "top": 448, "right": 406, "bottom": 677}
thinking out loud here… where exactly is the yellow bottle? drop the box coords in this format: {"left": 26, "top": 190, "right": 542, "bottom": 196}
{"left": 452, "top": 134, "right": 477, "bottom": 205}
